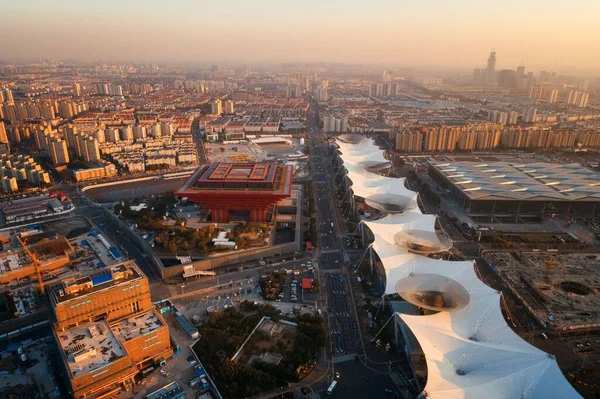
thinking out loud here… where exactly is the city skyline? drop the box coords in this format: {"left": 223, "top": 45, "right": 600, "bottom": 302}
{"left": 1, "top": 0, "right": 599, "bottom": 74}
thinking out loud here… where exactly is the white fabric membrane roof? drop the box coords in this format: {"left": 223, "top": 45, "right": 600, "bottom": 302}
{"left": 335, "top": 137, "right": 581, "bottom": 399}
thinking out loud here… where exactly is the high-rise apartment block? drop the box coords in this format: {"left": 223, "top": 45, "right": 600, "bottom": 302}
{"left": 396, "top": 131, "right": 423, "bottom": 152}
{"left": 396, "top": 124, "right": 504, "bottom": 153}
{"left": 0, "top": 122, "right": 7, "bottom": 144}
{"left": 82, "top": 136, "right": 101, "bottom": 162}
{"left": 50, "top": 261, "right": 173, "bottom": 399}
{"left": 96, "top": 83, "right": 124, "bottom": 97}
{"left": 224, "top": 100, "right": 235, "bottom": 114}
{"left": 315, "top": 87, "right": 328, "bottom": 102}
{"left": 133, "top": 125, "right": 147, "bottom": 140}
{"left": 548, "top": 88, "right": 559, "bottom": 104}
{"left": 47, "top": 137, "right": 70, "bottom": 165}
{"left": 567, "top": 90, "right": 590, "bottom": 108}
{"left": 528, "top": 85, "right": 545, "bottom": 100}
{"left": 105, "top": 128, "right": 120, "bottom": 143}
{"left": 322, "top": 115, "right": 348, "bottom": 133}
{"left": 523, "top": 107, "right": 537, "bottom": 123}
{"left": 2, "top": 87, "right": 14, "bottom": 103}
{"left": 486, "top": 50, "right": 496, "bottom": 82}
{"left": 210, "top": 99, "right": 223, "bottom": 115}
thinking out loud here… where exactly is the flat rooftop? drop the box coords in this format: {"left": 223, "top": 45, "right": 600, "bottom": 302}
{"left": 429, "top": 161, "right": 600, "bottom": 202}
{"left": 176, "top": 162, "right": 293, "bottom": 196}
{"left": 0, "top": 252, "right": 25, "bottom": 273}
{"left": 484, "top": 252, "right": 600, "bottom": 330}
{"left": 56, "top": 320, "right": 126, "bottom": 377}
{"left": 111, "top": 309, "right": 164, "bottom": 341}
{"left": 51, "top": 261, "right": 143, "bottom": 305}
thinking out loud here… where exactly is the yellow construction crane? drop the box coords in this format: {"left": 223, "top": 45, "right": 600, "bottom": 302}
{"left": 546, "top": 255, "right": 555, "bottom": 274}
{"left": 16, "top": 236, "right": 45, "bottom": 295}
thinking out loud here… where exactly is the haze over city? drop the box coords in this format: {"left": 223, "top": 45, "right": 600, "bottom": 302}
{"left": 2, "top": 2, "right": 600, "bottom": 399}
{"left": 1, "top": 0, "right": 600, "bottom": 73}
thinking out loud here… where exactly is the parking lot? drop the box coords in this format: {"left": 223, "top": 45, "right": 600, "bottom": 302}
{"left": 273, "top": 265, "right": 318, "bottom": 305}
{"left": 174, "top": 282, "right": 262, "bottom": 319}
{"left": 173, "top": 262, "right": 320, "bottom": 323}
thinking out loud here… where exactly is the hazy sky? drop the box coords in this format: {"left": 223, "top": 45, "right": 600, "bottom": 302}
{"left": 1, "top": 0, "right": 599, "bottom": 74}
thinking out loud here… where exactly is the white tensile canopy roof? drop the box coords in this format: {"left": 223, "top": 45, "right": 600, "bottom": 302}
{"left": 402, "top": 310, "right": 582, "bottom": 399}
{"left": 334, "top": 136, "right": 581, "bottom": 399}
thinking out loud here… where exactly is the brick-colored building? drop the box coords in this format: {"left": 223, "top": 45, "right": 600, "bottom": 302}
{"left": 53, "top": 320, "right": 139, "bottom": 399}
{"left": 50, "top": 261, "right": 173, "bottom": 399}
{"left": 111, "top": 309, "right": 173, "bottom": 368}
{"left": 50, "top": 261, "right": 152, "bottom": 330}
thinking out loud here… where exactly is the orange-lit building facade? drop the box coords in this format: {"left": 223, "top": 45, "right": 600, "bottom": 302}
{"left": 111, "top": 308, "right": 173, "bottom": 368}
{"left": 50, "top": 261, "right": 152, "bottom": 330}
{"left": 50, "top": 261, "right": 173, "bottom": 399}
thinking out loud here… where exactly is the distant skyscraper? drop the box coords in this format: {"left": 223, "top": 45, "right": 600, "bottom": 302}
{"left": 486, "top": 50, "right": 497, "bottom": 82}
{"left": 516, "top": 65, "right": 525, "bottom": 76}
{"left": 72, "top": 82, "right": 81, "bottom": 97}
{"left": 473, "top": 68, "right": 482, "bottom": 81}
{"left": 382, "top": 71, "right": 393, "bottom": 82}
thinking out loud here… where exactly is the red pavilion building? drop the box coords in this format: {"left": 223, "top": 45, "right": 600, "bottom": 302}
{"left": 175, "top": 163, "right": 293, "bottom": 222}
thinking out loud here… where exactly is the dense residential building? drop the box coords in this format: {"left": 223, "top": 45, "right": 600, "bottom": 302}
{"left": 210, "top": 99, "right": 223, "bottom": 115}
{"left": 0, "top": 122, "right": 7, "bottom": 144}
{"left": 224, "top": 99, "right": 235, "bottom": 114}
{"left": 71, "top": 162, "right": 117, "bottom": 182}
{"left": 47, "top": 137, "right": 70, "bottom": 165}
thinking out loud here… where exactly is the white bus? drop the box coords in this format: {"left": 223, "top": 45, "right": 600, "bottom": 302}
{"left": 327, "top": 380, "right": 337, "bottom": 395}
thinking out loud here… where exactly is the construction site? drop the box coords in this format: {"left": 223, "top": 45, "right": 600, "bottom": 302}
{"left": 0, "top": 217, "right": 123, "bottom": 324}
{"left": 483, "top": 251, "right": 600, "bottom": 332}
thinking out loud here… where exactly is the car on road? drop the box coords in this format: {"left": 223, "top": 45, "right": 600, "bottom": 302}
{"left": 335, "top": 372, "right": 340, "bottom": 379}
{"left": 384, "top": 389, "right": 393, "bottom": 394}
{"left": 160, "top": 370, "right": 169, "bottom": 377}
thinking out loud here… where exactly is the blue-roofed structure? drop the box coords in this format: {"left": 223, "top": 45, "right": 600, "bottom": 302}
{"left": 91, "top": 273, "right": 113, "bottom": 286}
{"left": 176, "top": 314, "right": 200, "bottom": 339}
{"left": 109, "top": 247, "right": 122, "bottom": 259}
